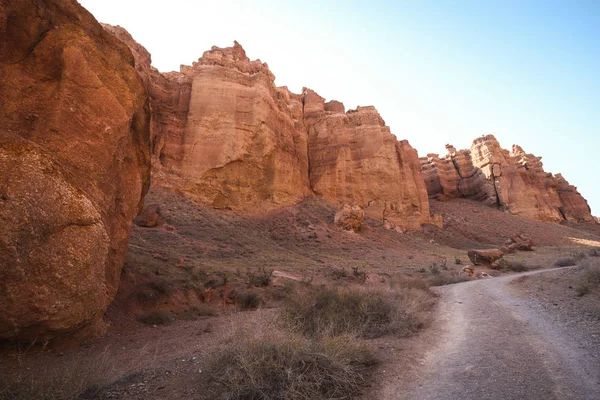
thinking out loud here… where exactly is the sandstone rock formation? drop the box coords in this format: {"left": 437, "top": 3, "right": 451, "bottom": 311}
{"left": 0, "top": 0, "right": 151, "bottom": 341}
{"left": 420, "top": 145, "right": 495, "bottom": 204}
{"left": 103, "top": 28, "right": 312, "bottom": 211}
{"left": 103, "top": 29, "right": 433, "bottom": 229}
{"left": 135, "top": 204, "right": 162, "bottom": 228}
{"left": 334, "top": 204, "right": 365, "bottom": 231}
{"left": 471, "top": 135, "right": 593, "bottom": 222}
{"left": 100, "top": 24, "right": 192, "bottom": 169}
{"left": 303, "top": 90, "right": 431, "bottom": 230}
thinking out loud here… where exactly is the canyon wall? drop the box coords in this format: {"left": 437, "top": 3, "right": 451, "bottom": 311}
{"left": 421, "top": 136, "right": 592, "bottom": 223}
{"left": 0, "top": 0, "right": 151, "bottom": 341}
{"left": 105, "top": 28, "right": 432, "bottom": 228}
{"left": 471, "top": 135, "right": 592, "bottom": 222}
{"left": 420, "top": 144, "right": 495, "bottom": 204}
{"left": 303, "top": 91, "right": 430, "bottom": 230}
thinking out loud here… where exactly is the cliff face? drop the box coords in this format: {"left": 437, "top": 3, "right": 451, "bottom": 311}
{"left": 0, "top": 1, "right": 151, "bottom": 341}
{"left": 104, "top": 28, "right": 432, "bottom": 228}
{"left": 303, "top": 91, "right": 430, "bottom": 230}
{"left": 161, "top": 43, "right": 312, "bottom": 210}
{"left": 103, "top": 27, "right": 592, "bottom": 227}
{"left": 420, "top": 144, "right": 495, "bottom": 204}
{"left": 470, "top": 135, "right": 592, "bottom": 222}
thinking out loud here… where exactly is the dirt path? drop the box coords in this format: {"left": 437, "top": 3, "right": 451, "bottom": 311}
{"left": 384, "top": 268, "right": 600, "bottom": 400}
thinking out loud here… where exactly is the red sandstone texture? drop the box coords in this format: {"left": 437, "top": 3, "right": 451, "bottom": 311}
{"left": 302, "top": 91, "right": 431, "bottom": 230}
{"left": 421, "top": 136, "right": 592, "bottom": 223}
{"left": 470, "top": 135, "right": 592, "bottom": 222}
{"left": 0, "top": 1, "right": 151, "bottom": 341}
{"left": 103, "top": 27, "right": 432, "bottom": 228}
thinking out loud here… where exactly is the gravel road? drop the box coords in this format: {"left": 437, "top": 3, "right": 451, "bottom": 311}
{"left": 396, "top": 268, "right": 600, "bottom": 400}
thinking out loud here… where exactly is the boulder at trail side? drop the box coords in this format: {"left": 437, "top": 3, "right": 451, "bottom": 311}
{"left": 334, "top": 204, "right": 365, "bottom": 231}
{"left": 0, "top": 0, "right": 151, "bottom": 341}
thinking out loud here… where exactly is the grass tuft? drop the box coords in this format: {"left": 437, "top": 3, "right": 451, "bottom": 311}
{"left": 137, "top": 310, "right": 173, "bottom": 325}
{"left": 199, "top": 331, "right": 376, "bottom": 400}
{"left": 280, "top": 283, "right": 434, "bottom": 339}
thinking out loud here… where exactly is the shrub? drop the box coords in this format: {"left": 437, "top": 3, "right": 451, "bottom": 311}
{"left": 199, "top": 332, "right": 376, "bottom": 400}
{"left": 234, "top": 291, "right": 262, "bottom": 311}
{"left": 352, "top": 266, "right": 367, "bottom": 283}
{"left": 574, "top": 261, "right": 600, "bottom": 297}
{"left": 246, "top": 267, "right": 272, "bottom": 287}
{"left": 137, "top": 310, "right": 173, "bottom": 325}
{"left": 454, "top": 256, "right": 462, "bottom": 265}
{"left": 589, "top": 248, "right": 600, "bottom": 257}
{"left": 507, "top": 262, "right": 541, "bottom": 272}
{"left": 554, "top": 253, "right": 586, "bottom": 267}
{"left": 328, "top": 267, "right": 347, "bottom": 280}
{"left": 0, "top": 347, "right": 127, "bottom": 400}
{"left": 280, "top": 285, "right": 435, "bottom": 339}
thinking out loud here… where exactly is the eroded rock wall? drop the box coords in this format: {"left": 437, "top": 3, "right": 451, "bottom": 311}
{"left": 303, "top": 90, "right": 431, "bottom": 230}
{"left": 420, "top": 144, "right": 495, "bottom": 204}
{"left": 470, "top": 135, "right": 592, "bottom": 222}
{"left": 0, "top": 0, "right": 151, "bottom": 341}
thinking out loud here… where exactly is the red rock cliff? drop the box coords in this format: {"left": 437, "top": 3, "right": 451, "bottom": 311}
{"left": 303, "top": 90, "right": 431, "bottom": 230}
{"left": 470, "top": 135, "right": 592, "bottom": 222}
{"left": 0, "top": 1, "right": 151, "bottom": 341}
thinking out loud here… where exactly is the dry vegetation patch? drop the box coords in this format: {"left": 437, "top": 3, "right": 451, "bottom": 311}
{"left": 280, "top": 281, "right": 436, "bottom": 339}
{"left": 199, "top": 331, "right": 376, "bottom": 400}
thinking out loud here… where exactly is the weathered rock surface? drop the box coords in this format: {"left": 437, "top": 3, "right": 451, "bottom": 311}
{"left": 504, "top": 232, "right": 534, "bottom": 252}
{"left": 471, "top": 135, "right": 593, "bottom": 222}
{"left": 101, "top": 24, "right": 192, "bottom": 171}
{"left": 420, "top": 144, "right": 495, "bottom": 203}
{"left": 103, "top": 30, "right": 312, "bottom": 211}
{"left": 0, "top": 0, "right": 151, "bottom": 341}
{"left": 468, "top": 249, "right": 504, "bottom": 266}
{"left": 135, "top": 204, "right": 162, "bottom": 227}
{"left": 303, "top": 90, "right": 431, "bottom": 230}
{"left": 334, "top": 204, "right": 365, "bottom": 231}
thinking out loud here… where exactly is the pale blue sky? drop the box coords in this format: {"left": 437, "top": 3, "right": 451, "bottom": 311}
{"left": 80, "top": 0, "right": 599, "bottom": 215}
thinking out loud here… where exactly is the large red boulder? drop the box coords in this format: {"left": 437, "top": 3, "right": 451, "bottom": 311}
{"left": 0, "top": 0, "right": 151, "bottom": 342}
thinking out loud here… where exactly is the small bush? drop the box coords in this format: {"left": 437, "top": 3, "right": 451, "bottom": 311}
{"left": 137, "top": 310, "right": 173, "bottom": 325}
{"left": 574, "top": 261, "right": 600, "bottom": 297}
{"left": 429, "top": 263, "right": 440, "bottom": 275}
{"left": 234, "top": 291, "right": 262, "bottom": 311}
{"left": 454, "top": 256, "right": 462, "bottom": 265}
{"left": 199, "top": 332, "right": 376, "bottom": 400}
{"left": 280, "top": 285, "right": 434, "bottom": 339}
{"left": 554, "top": 253, "right": 586, "bottom": 267}
{"left": 589, "top": 248, "right": 600, "bottom": 257}
{"left": 352, "top": 266, "right": 367, "bottom": 283}
{"left": 246, "top": 267, "right": 273, "bottom": 287}
{"left": 328, "top": 267, "right": 347, "bottom": 280}
{"left": 508, "top": 262, "right": 542, "bottom": 272}
{"left": 0, "top": 348, "right": 124, "bottom": 400}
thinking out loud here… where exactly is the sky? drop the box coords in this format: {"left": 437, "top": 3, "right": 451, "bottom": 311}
{"left": 80, "top": 0, "right": 599, "bottom": 216}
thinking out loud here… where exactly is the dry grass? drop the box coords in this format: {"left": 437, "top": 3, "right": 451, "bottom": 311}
{"left": 280, "top": 281, "right": 435, "bottom": 339}
{"left": 199, "top": 331, "right": 376, "bottom": 400}
{"left": 554, "top": 252, "right": 587, "bottom": 267}
{"left": 0, "top": 347, "right": 137, "bottom": 400}
{"left": 137, "top": 310, "right": 173, "bottom": 325}
{"left": 574, "top": 259, "right": 600, "bottom": 297}
{"left": 507, "top": 262, "right": 542, "bottom": 272}
{"left": 427, "top": 271, "right": 471, "bottom": 286}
